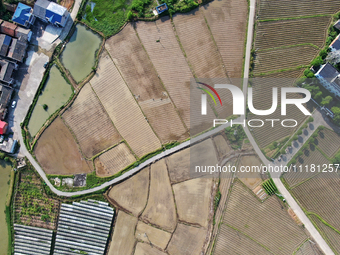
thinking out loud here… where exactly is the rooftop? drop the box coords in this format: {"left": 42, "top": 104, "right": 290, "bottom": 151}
{"left": 0, "top": 35, "right": 12, "bottom": 57}
{"left": 12, "top": 3, "right": 33, "bottom": 27}
{"left": 316, "top": 63, "right": 340, "bottom": 84}
{"left": 330, "top": 34, "right": 340, "bottom": 51}
{"left": 7, "top": 38, "right": 27, "bottom": 62}
{"left": 0, "top": 59, "right": 15, "bottom": 83}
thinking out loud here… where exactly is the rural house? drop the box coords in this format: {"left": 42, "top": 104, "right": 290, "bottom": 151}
{"left": 315, "top": 63, "right": 340, "bottom": 97}
{"left": 12, "top": 3, "right": 35, "bottom": 28}
{"left": 0, "top": 35, "right": 12, "bottom": 57}
{"left": 330, "top": 34, "right": 340, "bottom": 51}
{"left": 0, "top": 21, "right": 17, "bottom": 37}
{"left": 15, "top": 27, "right": 32, "bottom": 42}
{"left": 0, "top": 59, "right": 16, "bottom": 84}
{"left": 33, "top": 0, "right": 69, "bottom": 27}
{"left": 7, "top": 38, "right": 27, "bottom": 62}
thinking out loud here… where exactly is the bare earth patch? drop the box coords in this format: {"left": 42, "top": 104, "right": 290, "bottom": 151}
{"left": 135, "top": 221, "right": 172, "bottom": 250}
{"left": 134, "top": 242, "right": 167, "bottom": 255}
{"left": 107, "top": 167, "right": 149, "bottom": 217}
{"left": 167, "top": 223, "right": 206, "bottom": 255}
{"left": 108, "top": 211, "right": 137, "bottom": 255}
{"left": 34, "top": 117, "right": 92, "bottom": 175}
{"left": 141, "top": 159, "right": 177, "bottom": 232}
{"left": 173, "top": 178, "right": 213, "bottom": 227}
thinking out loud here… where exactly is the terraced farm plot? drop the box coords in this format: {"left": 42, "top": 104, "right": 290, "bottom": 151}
{"left": 34, "top": 117, "right": 92, "bottom": 175}
{"left": 283, "top": 148, "right": 330, "bottom": 187}
{"left": 213, "top": 224, "right": 272, "bottom": 255}
{"left": 173, "top": 178, "right": 213, "bottom": 228}
{"left": 295, "top": 239, "right": 323, "bottom": 255}
{"left": 94, "top": 142, "right": 136, "bottom": 177}
{"left": 108, "top": 211, "right": 137, "bottom": 255}
{"left": 141, "top": 159, "right": 177, "bottom": 232}
{"left": 107, "top": 167, "right": 149, "bottom": 217}
{"left": 250, "top": 77, "right": 300, "bottom": 110}
{"left": 258, "top": 0, "right": 340, "bottom": 20}
{"left": 166, "top": 223, "right": 207, "bottom": 255}
{"left": 202, "top": 0, "right": 248, "bottom": 78}
{"left": 253, "top": 45, "right": 319, "bottom": 75}
{"left": 310, "top": 214, "right": 340, "bottom": 254}
{"left": 173, "top": 10, "right": 233, "bottom": 119}
{"left": 90, "top": 53, "right": 161, "bottom": 158}
{"left": 135, "top": 221, "right": 172, "bottom": 250}
{"left": 135, "top": 242, "right": 167, "bottom": 255}
{"left": 62, "top": 83, "right": 122, "bottom": 158}
{"left": 222, "top": 181, "right": 307, "bottom": 255}
{"left": 135, "top": 18, "right": 192, "bottom": 128}
{"left": 290, "top": 173, "right": 340, "bottom": 231}
{"left": 317, "top": 128, "right": 340, "bottom": 158}
{"left": 105, "top": 24, "right": 188, "bottom": 143}
{"left": 249, "top": 104, "right": 308, "bottom": 148}
{"left": 255, "top": 16, "right": 331, "bottom": 50}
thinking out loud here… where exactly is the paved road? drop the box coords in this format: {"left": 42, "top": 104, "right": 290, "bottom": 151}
{"left": 240, "top": 1, "right": 333, "bottom": 253}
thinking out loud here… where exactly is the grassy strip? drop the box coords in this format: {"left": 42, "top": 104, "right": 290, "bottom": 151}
{"left": 6, "top": 168, "right": 18, "bottom": 255}
{"left": 308, "top": 212, "right": 340, "bottom": 237}
{"left": 258, "top": 14, "right": 331, "bottom": 23}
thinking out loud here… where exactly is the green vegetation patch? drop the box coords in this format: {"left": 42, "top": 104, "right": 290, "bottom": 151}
{"left": 262, "top": 179, "right": 278, "bottom": 195}
{"left": 224, "top": 125, "right": 246, "bottom": 149}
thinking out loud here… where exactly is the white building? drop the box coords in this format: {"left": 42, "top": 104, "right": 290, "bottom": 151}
{"left": 315, "top": 63, "right": 340, "bottom": 97}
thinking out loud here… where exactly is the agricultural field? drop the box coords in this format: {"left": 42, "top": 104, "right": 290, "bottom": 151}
{"left": 167, "top": 223, "right": 207, "bottom": 255}
{"left": 134, "top": 242, "right": 167, "bottom": 255}
{"left": 135, "top": 221, "right": 172, "bottom": 250}
{"left": 310, "top": 214, "right": 340, "bottom": 254}
{"left": 249, "top": 104, "right": 308, "bottom": 148}
{"left": 290, "top": 173, "right": 340, "bottom": 232}
{"left": 108, "top": 211, "right": 137, "bottom": 255}
{"left": 283, "top": 148, "right": 330, "bottom": 187}
{"left": 62, "top": 83, "right": 122, "bottom": 158}
{"left": 202, "top": 0, "right": 248, "bottom": 78}
{"left": 94, "top": 142, "right": 136, "bottom": 177}
{"left": 215, "top": 180, "right": 308, "bottom": 255}
{"left": 253, "top": 45, "right": 319, "bottom": 75}
{"left": 105, "top": 24, "right": 188, "bottom": 143}
{"left": 172, "top": 9, "right": 233, "bottom": 119}
{"left": 316, "top": 128, "right": 340, "bottom": 158}
{"left": 34, "top": 117, "right": 92, "bottom": 175}
{"left": 90, "top": 52, "right": 161, "bottom": 158}
{"left": 141, "top": 159, "right": 177, "bottom": 232}
{"left": 106, "top": 167, "right": 149, "bottom": 217}
{"left": 255, "top": 16, "right": 331, "bottom": 50}
{"left": 212, "top": 135, "right": 231, "bottom": 159}
{"left": 257, "top": 0, "right": 340, "bottom": 20}
{"left": 165, "top": 147, "right": 190, "bottom": 183}
{"left": 236, "top": 155, "right": 263, "bottom": 190}
{"left": 295, "top": 239, "right": 323, "bottom": 255}
{"left": 14, "top": 168, "right": 59, "bottom": 230}
{"left": 135, "top": 18, "right": 193, "bottom": 128}
{"left": 172, "top": 178, "right": 213, "bottom": 227}
{"left": 213, "top": 224, "right": 272, "bottom": 255}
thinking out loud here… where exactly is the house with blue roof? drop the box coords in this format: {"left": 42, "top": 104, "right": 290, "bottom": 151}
{"left": 12, "top": 3, "right": 35, "bottom": 28}
{"left": 33, "top": 0, "right": 69, "bottom": 27}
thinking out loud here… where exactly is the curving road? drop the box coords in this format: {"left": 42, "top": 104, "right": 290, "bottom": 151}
{"left": 15, "top": 0, "right": 333, "bottom": 253}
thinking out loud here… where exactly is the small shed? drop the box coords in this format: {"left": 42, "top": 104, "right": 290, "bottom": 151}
{"left": 0, "top": 21, "right": 17, "bottom": 37}
{"left": 12, "top": 3, "right": 35, "bottom": 28}
{"left": 156, "top": 3, "right": 168, "bottom": 14}
{"left": 0, "top": 121, "right": 8, "bottom": 135}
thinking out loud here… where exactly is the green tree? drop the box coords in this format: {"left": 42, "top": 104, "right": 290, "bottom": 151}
{"left": 311, "top": 56, "right": 323, "bottom": 68}
{"left": 321, "top": 96, "right": 333, "bottom": 106}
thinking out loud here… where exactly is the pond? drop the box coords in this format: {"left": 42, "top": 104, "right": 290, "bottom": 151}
{"left": 27, "top": 65, "right": 73, "bottom": 136}
{"left": 0, "top": 160, "right": 12, "bottom": 255}
{"left": 61, "top": 24, "right": 102, "bottom": 82}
